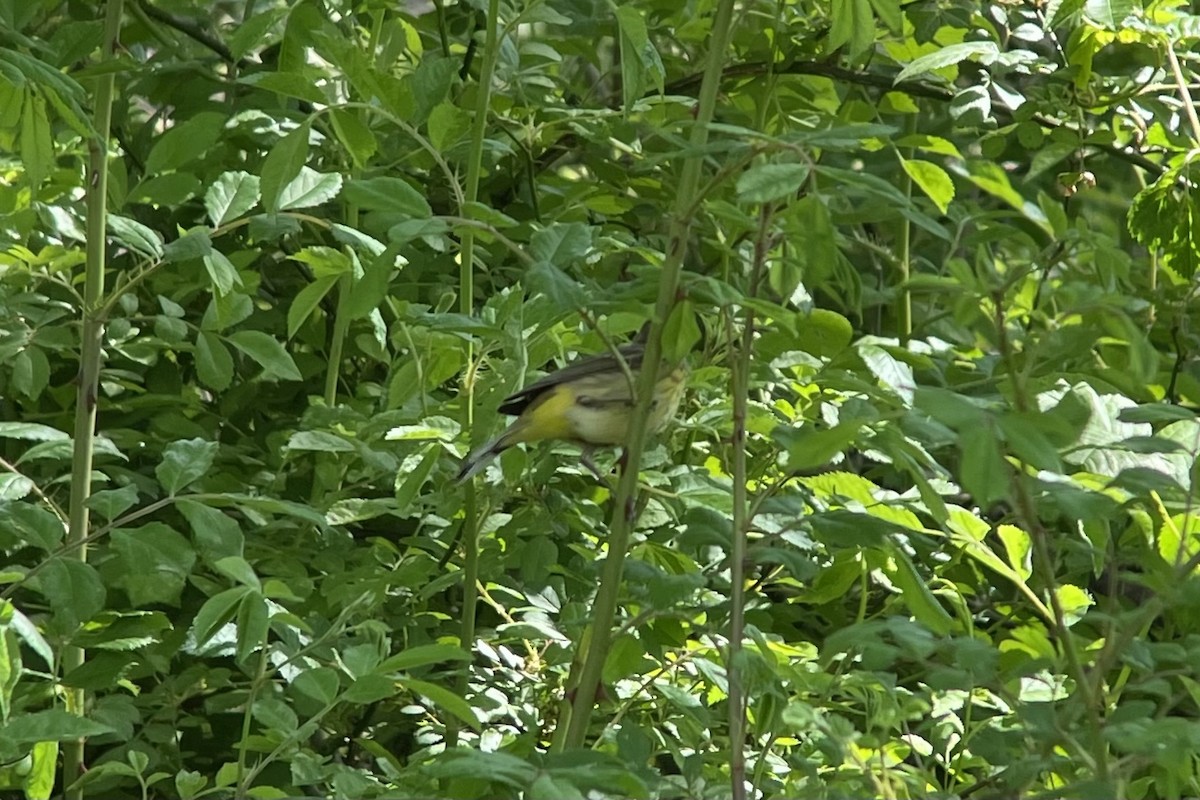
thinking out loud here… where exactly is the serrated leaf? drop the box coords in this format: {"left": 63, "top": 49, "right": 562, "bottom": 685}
{"left": 343, "top": 176, "right": 432, "bottom": 217}
{"left": 205, "top": 171, "right": 261, "bottom": 226}
{"left": 277, "top": 167, "right": 343, "bottom": 211}
{"left": 156, "top": 438, "right": 219, "bottom": 494}
{"left": 901, "top": 157, "right": 954, "bottom": 214}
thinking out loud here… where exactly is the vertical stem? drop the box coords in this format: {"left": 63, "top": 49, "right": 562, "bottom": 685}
{"left": 896, "top": 117, "right": 915, "bottom": 343}
{"left": 448, "top": 0, "right": 499, "bottom": 749}
{"left": 63, "top": 1, "right": 123, "bottom": 797}
{"left": 727, "top": 206, "right": 770, "bottom": 799}
{"left": 559, "top": 0, "right": 739, "bottom": 749}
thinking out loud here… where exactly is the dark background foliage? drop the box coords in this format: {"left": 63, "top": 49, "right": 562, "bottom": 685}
{"left": 2, "top": 0, "right": 1200, "bottom": 797}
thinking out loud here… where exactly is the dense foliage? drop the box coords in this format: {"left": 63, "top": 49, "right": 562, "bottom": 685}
{"left": 2, "top": 0, "right": 1200, "bottom": 797}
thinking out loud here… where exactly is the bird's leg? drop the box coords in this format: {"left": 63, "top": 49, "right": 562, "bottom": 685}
{"left": 580, "top": 446, "right": 607, "bottom": 480}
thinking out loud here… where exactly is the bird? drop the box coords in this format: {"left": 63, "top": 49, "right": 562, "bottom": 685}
{"left": 456, "top": 342, "right": 687, "bottom": 482}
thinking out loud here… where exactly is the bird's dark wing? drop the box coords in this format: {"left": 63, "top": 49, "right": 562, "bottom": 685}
{"left": 497, "top": 344, "right": 645, "bottom": 417}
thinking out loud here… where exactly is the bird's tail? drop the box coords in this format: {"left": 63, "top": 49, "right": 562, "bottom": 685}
{"left": 455, "top": 437, "right": 504, "bottom": 482}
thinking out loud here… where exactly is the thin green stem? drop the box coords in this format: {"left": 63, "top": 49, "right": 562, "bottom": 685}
{"left": 63, "top": 3, "right": 123, "bottom": 797}
{"left": 728, "top": 204, "right": 771, "bottom": 799}
{"left": 559, "top": 0, "right": 739, "bottom": 749}
{"left": 448, "top": 0, "right": 500, "bottom": 750}
{"left": 897, "top": 116, "right": 915, "bottom": 342}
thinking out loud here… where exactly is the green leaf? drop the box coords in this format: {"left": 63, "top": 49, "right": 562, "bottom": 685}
{"left": 38, "top": 558, "right": 106, "bottom": 629}
{"left": 112, "top": 523, "right": 197, "bottom": 606}
{"left": 260, "top": 121, "right": 310, "bottom": 213}
{"left": 736, "top": 163, "right": 810, "bottom": 203}
{"left": 828, "top": 0, "right": 875, "bottom": 60}
{"left": 156, "top": 438, "right": 219, "bottom": 494}
{"left": 895, "top": 41, "right": 1001, "bottom": 82}
{"left": 900, "top": 158, "right": 954, "bottom": 214}
{"left": 346, "top": 249, "right": 401, "bottom": 320}
{"left": 294, "top": 667, "right": 340, "bottom": 704}
{"left": 286, "top": 430, "right": 356, "bottom": 452}
{"left": 195, "top": 330, "right": 234, "bottom": 391}
{"left": 177, "top": 500, "right": 244, "bottom": 562}
{"left": 0, "top": 423, "right": 68, "bottom": 442}
{"left": 959, "top": 424, "right": 1008, "bottom": 507}
{"left": 400, "top": 677, "right": 480, "bottom": 731}
{"left": 107, "top": 215, "right": 164, "bottom": 259}
{"left": 191, "top": 587, "right": 250, "bottom": 647}
{"left": 145, "top": 111, "right": 227, "bottom": 174}
{"left": 329, "top": 108, "right": 377, "bottom": 168}
{"left": 530, "top": 222, "right": 593, "bottom": 264}
{"left": 0, "top": 501, "right": 64, "bottom": 550}
{"left": 277, "top": 167, "right": 343, "bottom": 211}
{"left": 202, "top": 250, "right": 242, "bottom": 296}
{"left": 376, "top": 643, "right": 471, "bottom": 672}
{"left": 427, "top": 102, "right": 470, "bottom": 151}
{"left": 205, "top": 171, "right": 261, "bottom": 226}
{"left": 287, "top": 273, "right": 339, "bottom": 339}
{"left": 163, "top": 228, "right": 213, "bottom": 263}
{"left": 227, "top": 330, "right": 303, "bottom": 380}
{"left": 238, "top": 71, "right": 325, "bottom": 103}
{"left": 19, "top": 89, "right": 52, "bottom": 193}
{"left": 614, "top": 5, "right": 664, "bottom": 111}
{"left": 0, "top": 709, "right": 114, "bottom": 746}
{"left": 86, "top": 485, "right": 140, "bottom": 521}
{"left": 235, "top": 591, "right": 268, "bottom": 662}
{"left": 998, "top": 524, "right": 1032, "bottom": 580}
{"left": 343, "top": 176, "right": 432, "bottom": 217}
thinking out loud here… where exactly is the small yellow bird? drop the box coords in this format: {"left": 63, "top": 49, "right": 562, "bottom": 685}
{"left": 456, "top": 343, "right": 687, "bottom": 481}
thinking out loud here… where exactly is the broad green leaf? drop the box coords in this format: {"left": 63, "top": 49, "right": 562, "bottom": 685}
{"left": 427, "top": 102, "right": 470, "bottom": 151}
{"left": 959, "top": 424, "right": 1008, "bottom": 507}
{"left": 294, "top": 667, "right": 340, "bottom": 704}
{"left": 107, "top": 215, "right": 164, "bottom": 259}
{"left": 145, "top": 110, "right": 227, "bottom": 174}
{"left": 277, "top": 167, "right": 343, "bottom": 211}
{"left": 260, "top": 121, "right": 310, "bottom": 213}
{"left": 19, "top": 88, "right": 51, "bottom": 194}
{"left": 195, "top": 330, "right": 234, "bottom": 391}
{"left": 163, "top": 228, "right": 213, "bottom": 263}
{"left": 191, "top": 587, "right": 250, "bottom": 647}
{"left": 227, "top": 330, "right": 303, "bottom": 380}
{"left": 286, "top": 430, "right": 356, "bottom": 452}
{"left": 343, "top": 176, "right": 432, "bottom": 217}
{"left": 0, "top": 709, "right": 114, "bottom": 746}
{"left": 238, "top": 71, "right": 325, "bottom": 103}
{"left": 235, "top": 590, "right": 268, "bottom": 662}
{"left": 112, "top": 523, "right": 197, "bottom": 606}
{"left": 998, "top": 524, "right": 1033, "bottom": 580}
{"left": 330, "top": 108, "right": 377, "bottom": 167}
{"left": 736, "top": 163, "right": 810, "bottom": 203}
{"left": 156, "top": 438, "right": 219, "bottom": 494}
{"left": 202, "top": 250, "right": 242, "bottom": 296}
{"left": 205, "top": 171, "right": 261, "bottom": 226}
{"left": 530, "top": 222, "right": 593, "bottom": 264}
{"left": 900, "top": 157, "right": 954, "bottom": 214}
{"left": 287, "top": 273, "right": 339, "bottom": 338}
{"left": 177, "top": 500, "right": 244, "bottom": 562}
{"left": 896, "top": 41, "right": 1001, "bottom": 82}
{"left": 615, "top": 5, "right": 664, "bottom": 112}
{"left": 400, "top": 677, "right": 480, "bottom": 731}
{"left": 377, "top": 643, "right": 471, "bottom": 673}
{"left": 38, "top": 558, "right": 106, "bottom": 629}
{"left": 828, "top": 0, "right": 875, "bottom": 59}
{"left": 86, "top": 485, "right": 140, "bottom": 521}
